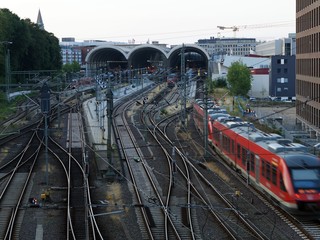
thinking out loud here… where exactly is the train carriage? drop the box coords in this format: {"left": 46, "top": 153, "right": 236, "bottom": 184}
{"left": 167, "top": 73, "right": 178, "bottom": 88}
{"left": 193, "top": 101, "right": 320, "bottom": 214}
{"left": 192, "top": 102, "right": 205, "bottom": 134}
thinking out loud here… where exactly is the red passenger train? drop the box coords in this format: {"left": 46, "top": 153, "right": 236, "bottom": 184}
{"left": 167, "top": 73, "right": 178, "bottom": 88}
{"left": 193, "top": 101, "right": 320, "bottom": 214}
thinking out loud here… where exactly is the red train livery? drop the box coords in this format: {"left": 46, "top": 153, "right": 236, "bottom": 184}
{"left": 193, "top": 101, "right": 320, "bottom": 214}
{"left": 167, "top": 73, "right": 178, "bottom": 88}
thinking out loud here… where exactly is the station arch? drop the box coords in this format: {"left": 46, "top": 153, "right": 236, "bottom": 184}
{"left": 168, "top": 44, "right": 210, "bottom": 72}
{"left": 85, "top": 43, "right": 209, "bottom": 77}
{"left": 127, "top": 44, "right": 169, "bottom": 71}
{"left": 86, "top": 45, "right": 129, "bottom": 76}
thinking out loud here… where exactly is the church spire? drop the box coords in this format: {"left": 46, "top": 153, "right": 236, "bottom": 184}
{"left": 37, "top": 9, "right": 44, "bottom": 30}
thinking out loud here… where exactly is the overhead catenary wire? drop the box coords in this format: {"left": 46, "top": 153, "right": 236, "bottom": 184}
{"left": 62, "top": 89, "right": 310, "bottom": 238}
{"left": 75, "top": 20, "right": 295, "bottom": 43}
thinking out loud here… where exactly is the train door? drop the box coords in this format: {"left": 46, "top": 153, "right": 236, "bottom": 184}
{"left": 255, "top": 155, "right": 260, "bottom": 184}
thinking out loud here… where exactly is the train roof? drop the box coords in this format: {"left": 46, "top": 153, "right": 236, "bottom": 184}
{"left": 194, "top": 102, "right": 228, "bottom": 118}
{"left": 282, "top": 154, "right": 320, "bottom": 168}
{"left": 209, "top": 113, "right": 230, "bottom": 120}
{"left": 208, "top": 108, "right": 227, "bottom": 114}
{"left": 214, "top": 116, "right": 310, "bottom": 155}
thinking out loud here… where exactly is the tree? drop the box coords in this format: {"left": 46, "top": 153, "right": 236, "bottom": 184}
{"left": 62, "top": 61, "right": 81, "bottom": 82}
{"left": 0, "top": 8, "right": 62, "bottom": 83}
{"left": 205, "top": 77, "right": 227, "bottom": 94}
{"left": 227, "top": 61, "right": 252, "bottom": 96}
{"left": 62, "top": 61, "right": 81, "bottom": 73}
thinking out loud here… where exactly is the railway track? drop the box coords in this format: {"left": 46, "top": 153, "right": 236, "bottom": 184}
{"left": 116, "top": 84, "right": 266, "bottom": 239}
{"left": 48, "top": 109, "right": 104, "bottom": 239}
{"left": 113, "top": 85, "right": 206, "bottom": 239}
{"left": 2, "top": 80, "right": 319, "bottom": 239}
{"left": 114, "top": 87, "right": 175, "bottom": 239}
{"left": 0, "top": 90, "right": 103, "bottom": 239}
{"left": 147, "top": 110, "right": 268, "bottom": 239}
{"left": 299, "top": 219, "right": 320, "bottom": 239}
{"left": 122, "top": 83, "right": 313, "bottom": 239}
{"left": 0, "top": 124, "right": 42, "bottom": 239}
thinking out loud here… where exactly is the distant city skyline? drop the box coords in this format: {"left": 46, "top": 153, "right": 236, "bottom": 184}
{"left": 1, "top": 0, "right": 295, "bottom": 45}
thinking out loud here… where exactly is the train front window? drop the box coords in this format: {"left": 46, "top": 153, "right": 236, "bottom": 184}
{"left": 291, "top": 169, "right": 320, "bottom": 191}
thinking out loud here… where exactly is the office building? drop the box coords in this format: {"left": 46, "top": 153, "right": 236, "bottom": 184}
{"left": 255, "top": 33, "right": 296, "bottom": 56}
{"left": 255, "top": 34, "right": 296, "bottom": 100}
{"left": 197, "top": 37, "right": 256, "bottom": 58}
{"left": 296, "top": 0, "right": 320, "bottom": 138}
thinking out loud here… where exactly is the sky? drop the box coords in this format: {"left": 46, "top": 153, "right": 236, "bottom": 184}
{"left": 1, "top": 0, "right": 296, "bottom": 46}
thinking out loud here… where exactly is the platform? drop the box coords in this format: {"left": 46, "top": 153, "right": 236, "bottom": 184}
{"left": 82, "top": 81, "right": 152, "bottom": 177}
{"left": 82, "top": 80, "right": 197, "bottom": 177}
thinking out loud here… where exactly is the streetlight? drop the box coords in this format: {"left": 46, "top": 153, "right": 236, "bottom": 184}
{"left": 1, "top": 41, "right": 13, "bottom": 101}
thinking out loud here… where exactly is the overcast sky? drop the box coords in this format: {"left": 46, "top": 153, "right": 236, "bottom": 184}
{"left": 1, "top": 0, "right": 295, "bottom": 45}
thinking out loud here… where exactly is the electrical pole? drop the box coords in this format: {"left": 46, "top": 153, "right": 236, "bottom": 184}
{"left": 180, "top": 44, "right": 186, "bottom": 126}
{"left": 204, "top": 84, "right": 209, "bottom": 158}
{"left": 40, "top": 83, "right": 51, "bottom": 185}
{"left": 171, "top": 144, "right": 176, "bottom": 187}
{"left": 5, "top": 46, "right": 11, "bottom": 101}
{"left": 1, "top": 41, "right": 13, "bottom": 101}
{"left": 106, "top": 74, "right": 114, "bottom": 176}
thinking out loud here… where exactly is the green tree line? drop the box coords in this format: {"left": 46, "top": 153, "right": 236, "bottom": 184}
{"left": 0, "top": 8, "right": 62, "bottom": 83}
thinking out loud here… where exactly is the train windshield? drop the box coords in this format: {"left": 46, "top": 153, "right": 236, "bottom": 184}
{"left": 291, "top": 168, "right": 320, "bottom": 191}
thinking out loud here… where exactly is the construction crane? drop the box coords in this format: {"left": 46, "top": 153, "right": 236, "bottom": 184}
{"left": 217, "top": 26, "right": 239, "bottom": 38}
{"left": 217, "top": 21, "right": 294, "bottom": 38}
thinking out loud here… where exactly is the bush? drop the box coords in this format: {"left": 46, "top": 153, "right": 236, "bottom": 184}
{"left": 160, "top": 109, "right": 167, "bottom": 115}
{"left": 214, "top": 77, "right": 227, "bottom": 88}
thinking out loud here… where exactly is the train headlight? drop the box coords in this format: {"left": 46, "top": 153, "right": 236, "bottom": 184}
{"left": 306, "top": 189, "right": 318, "bottom": 194}
{"left": 297, "top": 189, "right": 318, "bottom": 194}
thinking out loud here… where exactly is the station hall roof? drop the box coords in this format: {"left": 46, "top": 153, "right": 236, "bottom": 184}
{"left": 85, "top": 43, "right": 210, "bottom": 65}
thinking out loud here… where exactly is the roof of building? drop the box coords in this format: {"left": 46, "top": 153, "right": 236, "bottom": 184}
{"left": 223, "top": 55, "right": 270, "bottom": 69}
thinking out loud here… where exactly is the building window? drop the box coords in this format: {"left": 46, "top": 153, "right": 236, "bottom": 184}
{"left": 277, "top": 78, "right": 288, "bottom": 83}
{"left": 278, "top": 59, "right": 288, "bottom": 65}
